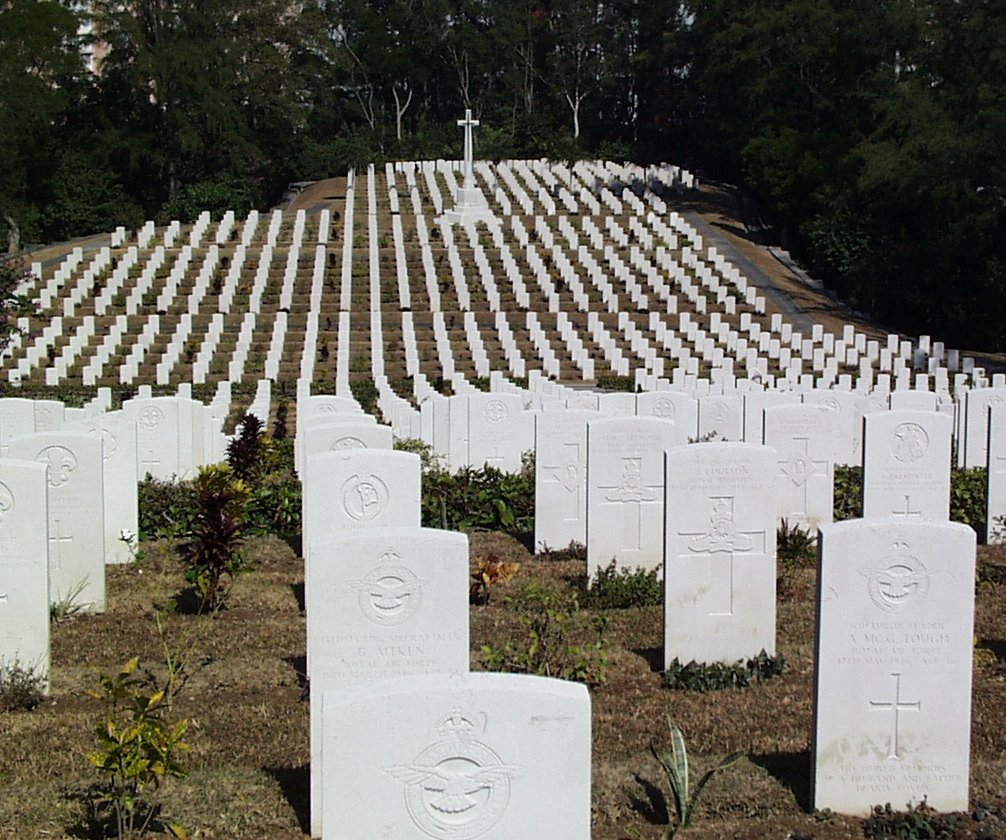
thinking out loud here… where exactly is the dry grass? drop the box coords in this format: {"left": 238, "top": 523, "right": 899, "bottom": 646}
{"left": 1, "top": 532, "right": 1004, "bottom": 838}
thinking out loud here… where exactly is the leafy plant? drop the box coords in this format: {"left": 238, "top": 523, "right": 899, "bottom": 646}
{"left": 863, "top": 800, "right": 959, "bottom": 839}
{"left": 137, "top": 476, "right": 197, "bottom": 541}
{"left": 648, "top": 717, "right": 745, "bottom": 837}
{"left": 0, "top": 659, "right": 46, "bottom": 712}
{"left": 480, "top": 586, "right": 608, "bottom": 685}
{"left": 663, "top": 650, "right": 786, "bottom": 691}
{"left": 225, "top": 412, "right": 266, "bottom": 481}
{"left": 833, "top": 465, "right": 863, "bottom": 521}
{"left": 583, "top": 560, "right": 662, "bottom": 609}
{"left": 421, "top": 461, "right": 535, "bottom": 535}
{"left": 50, "top": 578, "right": 90, "bottom": 621}
{"left": 87, "top": 657, "right": 189, "bottom": 840}
{"left": 950, "top": 466, "right": 986, "bottom": 539}
{"left": 536, "top": 540, "right": 587, "bottom": 561}
{"left": 469, "top": 555, "right": 521, "bottom": 605}
{"left": 777, "top": 518, "right": 817, "bottom": 598}
{"left": 178, "top": 465, "right": 250, "bottom": 611}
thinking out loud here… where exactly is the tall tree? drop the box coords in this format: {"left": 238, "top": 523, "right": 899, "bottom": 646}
{"left": 0, "top": 0, "right": 84, "bottom": 250}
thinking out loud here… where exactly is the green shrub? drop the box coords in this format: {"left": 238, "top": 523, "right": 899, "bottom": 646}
{"left": 777, "top": 518, "right": 817, "bottom": 568}
{"left": 349, "top": 378, "right": 379, "bottom": 413}
{"left": 87, "top": 657, "right": 189, "bottom": 839}
{"left": 137, "top": 476, "right": 197, "bottom": 541}
{"left": 663, "top": 650, "right": 786, "bottom": 691}
{"left": 178, "top": 465, "right": 250, "bottom": 611}
{"left": 246, "top": 469, "right": 302, "bottom": 539}
{"left": 480, "top": 586, "right": 608, "bottom": 686}
{"left": 863, "top": 800, "right": 958, "bottom": 839}
{"left": 951, "top": 466, "right": 986, "bottom": 540}
{"left": 596, "top": 374, "right": 635, "bottom": 392}
{"left": 583, "top": 560, "right": 662, "bottom": 609}
{"left": 833, "top": 465, "right": 863, "bottom": 521}
{"left": 0, "top": 660, "right": 46, "bottom": 712}
{"left": 421, "top": 461, "right": 534, "bottom": 535}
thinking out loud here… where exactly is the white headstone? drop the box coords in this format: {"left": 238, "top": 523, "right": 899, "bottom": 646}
{"left": 664, "top": 443, "right": 777, "bottom": 665}
{"left": 763, "top": 405, "right": 834, "bottom": 530}
{"left": 303, "top": 450, "right": 422, "bottom": 556}
{"left": 862, "top": 411, "right": 952, "bottom": 521}
{"left": 321, "top": 673, "right": 591, "bottom": 839}
{"left": 964, "top": 388, "right": 1006, "bottom": 467}
{"left": 0, "top": 459, "right": 50, "bottom": 681}
{"left": 301, "top": 421, "right": 393, "bottom": 461}
{"left": 587, "top": 417, "right": 675, "bottom": 576}
{"left": 697, "top": 393, "right": 744, "bottom": 441}
{"left": 467, "top": 393, "right": 531, "bottom": 473}
{"left": 813, "top": 518, "right": 975, "bottom": 814}
{"left": 534, "top": 411, "right": 594, "bottom": 552}
{"left": 635, "top": 391, "right": 695, "bottom": 445}
{"left": 986, "top": 404, "right": 1006, "bottom": 544}
{"left": 66, "top": 412, "right": 139, "bottom": 564}
{"left": 308, "top": 528, "right": 470, "bottom": 836}
{"left": 5, "top": 432, "right": 105, "bottom": 611}
{"left": 122, "top": 397, "right": 181, "bottom": 479}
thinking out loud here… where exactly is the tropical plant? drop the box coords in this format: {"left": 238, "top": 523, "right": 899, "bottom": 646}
{"left": 177, "top": 465, "right": 250, "bottom": 611}
{"left": 469, "top": 554, "right": 521, "bottom": 605}
{"left": 87, "top": 658, "right": 189, "bottom": 839}
{"left": 647, "top": 718, "right": 744, "bottom": 838}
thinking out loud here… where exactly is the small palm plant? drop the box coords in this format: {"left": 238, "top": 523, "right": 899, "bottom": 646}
{"left": 649, "top": 717, "right": 744, "bottom": 837}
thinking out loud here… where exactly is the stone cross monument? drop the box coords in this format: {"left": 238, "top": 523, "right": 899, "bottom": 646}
{"left": 443, "top": 109, "right": 493, "bottom": 224}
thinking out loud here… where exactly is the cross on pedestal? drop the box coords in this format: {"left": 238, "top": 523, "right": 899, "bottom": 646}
{"left": 892, "top": 494, "right": 922, "bottom": 518}
{"left": 542, "top": 442, "right": 582, "bottom": 522}
{"left": 778, "top": 437, "right": 828, "bottom": 515}
{"left": 457, "top": 109, "right": 480, "bottom": 191}
{"left": 48, "top": 519, "right": 73, "bottom": 571}
{"left": 869, "top": 672, "right": 920, "bottom": 760}
{"left": 597, "top": 456, "right": 663, "bottom": 553}
{"left": 678, "top": 496, "right": 767, "bottom": 616}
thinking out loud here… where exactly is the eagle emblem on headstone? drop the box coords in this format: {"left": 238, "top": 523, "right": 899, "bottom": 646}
{"left": 386, "top": 709, "right": 520, "bottom": 837}
{"left": 860, "top": 540, "right": 930, "bottom": 613}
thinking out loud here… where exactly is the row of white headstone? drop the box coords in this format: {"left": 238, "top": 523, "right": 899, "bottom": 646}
{"left": 293, "top": 394, "right": 592, "bottom": 838}
{"left": 292, "top": 392, "right": 975, "bottom": 827}
{"left": 16, "top": 158, "right": 983, "bottom": 401}
{"left": 0, "top": 389, "right": 236, "bottom": 694}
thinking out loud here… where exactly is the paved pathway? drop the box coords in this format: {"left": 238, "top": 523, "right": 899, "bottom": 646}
{"left": 682, "top": 210, "right": 817, "bottom": 334}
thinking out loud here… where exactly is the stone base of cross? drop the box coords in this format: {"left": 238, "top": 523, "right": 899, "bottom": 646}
{"left": 442, "top": 187, "right": 495, "bottom": 225}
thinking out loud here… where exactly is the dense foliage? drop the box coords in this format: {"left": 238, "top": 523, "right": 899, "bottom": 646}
{"left": 3, "top": 1, "right": 1003, "bottom": 346}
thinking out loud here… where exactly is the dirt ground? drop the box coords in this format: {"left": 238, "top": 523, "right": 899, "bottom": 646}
{"left": 2, "top": 533, "right": 1004, "bottom": 839}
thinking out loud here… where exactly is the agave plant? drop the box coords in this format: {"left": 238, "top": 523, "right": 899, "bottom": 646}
{"left": 650, "top": 717, "right": 744, "bottom": 837}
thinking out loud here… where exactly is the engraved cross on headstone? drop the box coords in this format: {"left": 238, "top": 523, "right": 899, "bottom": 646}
{"left": 485, "top": 443, "right": 505, "bottom": 470}
{"left": 542, "top": 442, "right": 582, "bottom": 521}
{"left": 778, "top": 437, "right": 828, "bottom": 515}
{"left": 49, "top": 518, "right": 73, "bottom": 571}
{"left": 678, "top": 496, "right": 767, "bottom": 616}
{"left": 869, "top": 673, "right": 920, "bottom": 760}
{"left": 141, "top": 449, "right": 161, "bottom": 476}
{"left": 457, "top": 109, "right": 480, "bottom": 191}
{"left": 892, "top": 494, "right": 922, "bottom": 518}
{"left": 596, "top": 456, "right": 663, "bottom": 553}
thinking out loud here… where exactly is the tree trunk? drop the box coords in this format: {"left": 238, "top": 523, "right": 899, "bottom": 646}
{"left": 2, "top": 210, "right": 20, "bottom": 255}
